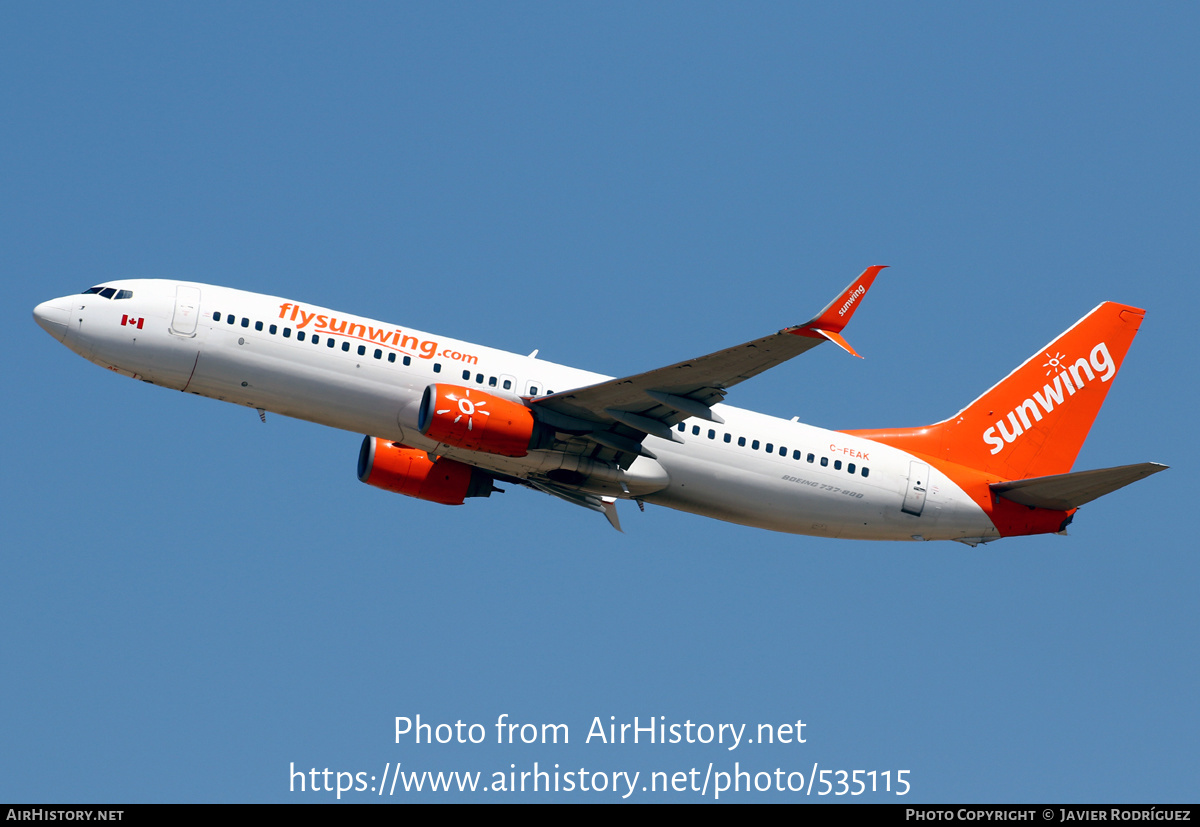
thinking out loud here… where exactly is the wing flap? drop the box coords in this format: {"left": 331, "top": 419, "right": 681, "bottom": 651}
{"left": 525, "top": 479, "right": 623, "bottom": 531}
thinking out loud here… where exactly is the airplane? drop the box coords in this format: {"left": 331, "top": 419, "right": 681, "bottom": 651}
{"left": 32, "top": 268, "right": 1166, "bottom": 544}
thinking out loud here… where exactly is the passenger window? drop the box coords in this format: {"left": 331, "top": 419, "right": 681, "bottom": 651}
{"left": 312, "top": 335, "right": 320, "bottom": 345}
{"left": 327, "top": 338, "right": 335, "bottom": 348}
{"left": 297, "top": 331, "right": 305, "bottom": 341}
{"left": 241, "top": 318, "right": 249, "bottom": 327}
{"left": 692, "top": 426, "right": 700, "bottom": 435}
{"left": 388, "top": 353, "right": 396, "bottom": 363}
{"left": 793, "top": 450, "right": 801, "bottom": 460}
{"left": 530, "top": 386, "right": 539, "bottom": 396}
{"left": 476, "top": 373, "right": 484, "bottom": 384}
{"left": 283, "top": 328, "right": 291, "bottom": 338}
{"left": 374, "top": 349, "right": 382, "bottom": 359}
{"left": 752, "top": 440, "right": 760, "bottom": 450}
{"left": 213, "top": 312, "right": 222, "bottom": 322}
{"left": 227, "top": 315, "right": 236, "bottom": 325}
{"left": 462, "top": 370, "right": 471, "bottom": 380}
{"left": 489, "top": 376, "right": 497, "bottom": 387}
{"left": 738, "top": 437, "right": 746, "bottom": 447}
{"left": 403, "top": 356, "right": 412, "bottom": 366}
{"left": 779, "top": 446, "right": 786, "bottom": 456}
{"left": 269, "top": 324, "right": 277, "bottom": 334}
{"left": 766, "top": 443, "right": 774, "bottom": 452}
{"left": 255, "top": 321, "right": 263, "bottom": 331}
{"left": 862, "top": 467, "right": 870, "bottom": 478}
{"left": 503, "top": 379, "right": 512, "bottom": 390}
{"left": 433, "top": 363, "right": 441, "bottom": 373}
{"left": 342, "top": 341, "right": 350, "bottom": 352}
{"left": 834, "top": 460, "right": 842, "bottom": 470}
{"left": 677, "top": 423, "right": 686, "bottom": 432}
{"left": 807, "top": 453, "right": 815, "bottom": 463}
{"left": 357, "top": 345, "right": 366, "bottom": 356}
{"left": 848, "top": 463, "right": 856, "bottom": 474}
{"left": 724, "top": 433, "right": 731, "bottom": 443}
{"left": 708, "top": 429, "right": 715, "bottom": 439}
{"left": 820, "top": 457, "right": 828, "bottom": 467}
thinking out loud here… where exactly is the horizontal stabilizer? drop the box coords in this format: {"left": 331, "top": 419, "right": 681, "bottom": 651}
{"left": 991, "top": 462, "right": 1167, "bottom": 510}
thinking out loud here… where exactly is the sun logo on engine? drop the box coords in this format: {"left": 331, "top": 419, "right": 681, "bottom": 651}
{"left": 1042, "top": 351, "right": 1067, "bottom": 376}
{"left": 437, "top": 390, "right": 490, "bottom": 431}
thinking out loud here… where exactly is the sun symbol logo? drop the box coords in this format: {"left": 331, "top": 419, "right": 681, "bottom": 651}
{"left": 437, "top": 389, "right": 490, "bottom": 431}
{"left": 1042, "top": 351, "right": 1068, "bottom": 376}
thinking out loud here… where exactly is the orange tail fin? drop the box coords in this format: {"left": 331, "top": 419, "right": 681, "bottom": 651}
{"left": 846, "top": 302, "right": 1145, "bottom": 481}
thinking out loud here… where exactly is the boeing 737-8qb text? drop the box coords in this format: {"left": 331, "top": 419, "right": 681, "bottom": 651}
{"left": 33, "top": 269, "right": 1165, "bottom": 544}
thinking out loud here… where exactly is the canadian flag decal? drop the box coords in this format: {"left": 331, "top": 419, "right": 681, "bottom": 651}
{"left": 121, "top": 314, "right": 145, "bottom": 330}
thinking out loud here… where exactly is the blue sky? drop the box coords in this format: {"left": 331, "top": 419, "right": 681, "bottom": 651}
{"left": 3, "top": 3, "right": 1195, "bottom": 802}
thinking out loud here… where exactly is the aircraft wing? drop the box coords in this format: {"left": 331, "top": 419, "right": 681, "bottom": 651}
{"left": 530, "top": 267, "right": 885, "bottom": 460}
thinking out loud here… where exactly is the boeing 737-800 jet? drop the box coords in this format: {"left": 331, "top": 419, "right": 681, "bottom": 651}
{"left": 32, "top": 269, "right": 1165, "bottom": 544}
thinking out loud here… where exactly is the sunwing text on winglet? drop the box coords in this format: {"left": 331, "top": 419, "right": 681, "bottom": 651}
{"left": 784, "top": 264, "right": 886, "bottom": 358}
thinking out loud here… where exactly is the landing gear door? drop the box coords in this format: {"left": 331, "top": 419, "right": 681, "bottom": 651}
{"left": 901, "top": 461, "right": 928, "bottom": 517}
{"left": 170, "top": 285, "right": 201, "bottom": 338}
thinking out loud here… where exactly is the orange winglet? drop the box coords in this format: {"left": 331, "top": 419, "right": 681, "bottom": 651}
{"left": 806, "top": 265, "right": 887, "bottom": 333}
{"left": 787, "top": 265, "right": 886, "bottom": 356}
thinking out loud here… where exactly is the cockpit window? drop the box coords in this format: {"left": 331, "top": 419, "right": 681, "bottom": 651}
{"left": 80, "top": 286, "right": 132, "bottom": 299}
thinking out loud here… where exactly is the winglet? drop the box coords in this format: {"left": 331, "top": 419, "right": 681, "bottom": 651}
{"left": 788, "top": 266, "right": 886, "bottom": 357}
{"left": 805, "top": 265, "right": 886, "bottom": 333}
{"left": 601, "top": 497, "right": 623, "bottom": 532}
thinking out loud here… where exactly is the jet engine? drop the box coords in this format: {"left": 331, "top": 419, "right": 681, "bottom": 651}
{"left": 357, "top": 436, "right": 496, "bottom": 505}
{"left": 418, "top": 384, "right": 545, "bottom": 457}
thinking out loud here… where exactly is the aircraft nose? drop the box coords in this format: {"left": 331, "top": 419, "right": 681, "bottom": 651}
{"left": 33, "top": 297, "right": 71, "bottom": 342}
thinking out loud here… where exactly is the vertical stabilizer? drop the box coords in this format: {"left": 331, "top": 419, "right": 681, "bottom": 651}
{"left": 846, "top": 302, "right": 1144, "bottom": 481}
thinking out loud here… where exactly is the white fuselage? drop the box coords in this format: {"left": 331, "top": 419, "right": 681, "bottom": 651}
{"left": 34, "top": 280, "right": 1001, "bottom": 542}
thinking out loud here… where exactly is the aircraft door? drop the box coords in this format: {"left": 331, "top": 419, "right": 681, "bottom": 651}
{"left": 170, "top": 285, "right": 201, "bottom": 337}
{"left": 901, "top": 461, "right": 929, "bottom": 516}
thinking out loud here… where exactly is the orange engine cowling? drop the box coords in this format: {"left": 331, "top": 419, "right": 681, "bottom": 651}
{"left": 418, "top": 384, "right": 537, "bottom": 457}
{"left": 357, "top": 437, "right": 495, "bottom": 505}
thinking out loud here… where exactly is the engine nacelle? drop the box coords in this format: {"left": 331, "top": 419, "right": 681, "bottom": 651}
{"left": 418, "top": 384, "right": 539, "bottom": 457}
{"left": 357, "top": 436, "right": 495, "bottom": 505}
